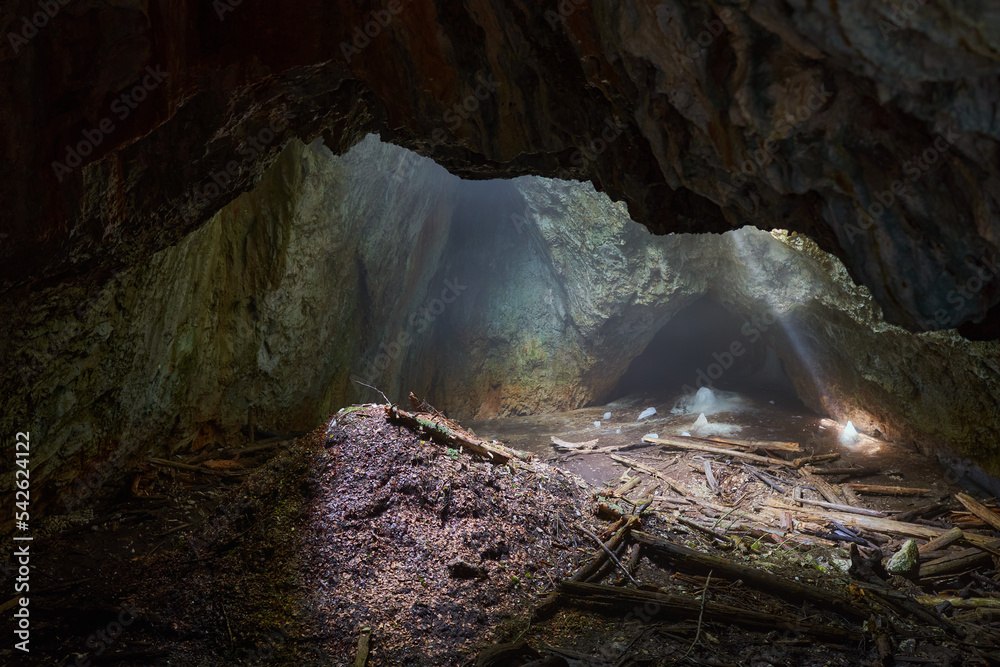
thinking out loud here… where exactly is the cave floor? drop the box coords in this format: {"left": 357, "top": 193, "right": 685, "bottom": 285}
{"left": 9, "top": 399, "right": 1000, "bottom": 666}
{"left": 467, "top": 390, "right": 955, "bottom": 515}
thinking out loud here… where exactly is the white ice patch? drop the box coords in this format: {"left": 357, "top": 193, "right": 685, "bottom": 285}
{"left": 637, "top": 407, "right": 657, "bottom": 421}
{"left": 644, "top": 433, "right": 659, "bottom": 440}
{"left": 680, "top": 431, "right": 691, "bottom": 437}
{"left": 839, "top": 421, "right": 861, "bottom": 446}
{"left": 603, "top": 412, "right": 612, "bottom": 420}
{"left": 594, "top": 421, "right": 601, "bottom": 428}
{"left": 671, "top": 386, "right": 748, "bottom": 416}
{"left": 615, "top": 429, "right": 621, "bottom": 434}
{"left": 690, "top": 412, "right": 742, "bottom": 437}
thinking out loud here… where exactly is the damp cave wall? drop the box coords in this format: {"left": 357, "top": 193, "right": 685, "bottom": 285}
{"left": 3, "top": 136, "right": 1000, "bottom": 518}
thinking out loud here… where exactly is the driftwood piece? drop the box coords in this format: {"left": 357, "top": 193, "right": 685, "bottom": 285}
{"left": 844, "top": 483, "right": 933, "bottom": 497}
{"left": 791, "top": 453, "right": 840, "bottom": 468}
{"left": 920, "top": 548, "right": 994, "bottom": 578}
{"left": 385, "top": 405, "right": 528, "bottom": 464}
{"left": 918, "top": 527, "right": 964, "bottom": 555}
{"left": 149, "top": 458, "right": 247, "bottom": 477}
{"left": 550, "top": 436, "right": 599, "bottom": 450}
{"left": 642, "top": 436, "right": 793, "bottom": 467}
{"left": 673, "top": 434, "right": 802, "bottom": 453}
{"left": 609, "top": 453, "right": 694, "bottom": 496}
{"left": 355, "top": 627, "right": 372, "bottom": 667}
{"left": 631, "top": 530, "right": 867, "bottom": 620}
{"left": 556, "top": 581, "right": 861, "bottom": 642}
{"left": 805, "top": 466, "right": 879, "bottom": 478}
{"left": 955, "top": 493, "right": 1000, "bottom": 532}
{"left": 794, "top": 496, "right": 884, "bottom": 517}
{"left": 533, "top": 517, "right": 639, "bottom": 620}
{"left": 800, "top": 470, "right": 844, "bottom": 504}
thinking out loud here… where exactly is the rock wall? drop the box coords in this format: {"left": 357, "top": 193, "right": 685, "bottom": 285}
{"left": 4, "top": 136, "right": 1000, "bottom": 516}
{"left": 3, "top": 1, "right": 1000, "bottom": 334}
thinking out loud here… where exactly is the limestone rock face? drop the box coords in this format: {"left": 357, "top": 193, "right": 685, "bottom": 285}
{"left": 4, "top": 136, "right": 1000, "bottom": 514}
{"left": 3, "top": 1, "right": 1000, "bottom": 333}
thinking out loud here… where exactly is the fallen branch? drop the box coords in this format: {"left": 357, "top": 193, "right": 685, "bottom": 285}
{"left": 843, "top": 483, "right": 933, "bottom": 497}
{"left": 631, "top": 530, "right": 867, "bottom": 620}
{"left": 955, "top": 493, "right": 1000, "bottom": 532}
{"left": 556, "top": 581, "right": 861, "bottom": 642}
{"left": 385, "top": 405, "right": 525, "bottom": 464}
{"left": 794, "top": 496, "right": 884, "bottom": 517}
{"left": 642, "top": 436, "right": 793, "bottom": 467}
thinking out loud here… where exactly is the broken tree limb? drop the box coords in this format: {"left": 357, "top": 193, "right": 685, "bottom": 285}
{"left": 791, "top": 453, "right": 840, "bottom": 468}
{"left": 918, "top": 527, "right": 964, "bottom": 555}
{"left": 533, "top": 517, "right": 639, "bottom": 620}
{"left": 642, "top": 436, "right": 793, "bottom": 467}
{"left": 556, "top": 581, "right": 861, "bottom": 643}
{"left": 609, "top": 453, "right": 695, "bottom": 497}
{"left": 794, "top": 496, "right": 885, "bottom": 517}
{"left": 578, "top": 523, "right": 639, "bottom": 585}
{"left": 799, "top": 470, "right": 845, "bottom": 505}
{"left": 355, "top": 627, "right": 372, "bottom": 667}
{"left": 385, "top": 405, "right": 527, "bottom": 464}
{"left": 843, "top": 483, "right": 933, "bottom": 497}
{"left": 920, "top": 548, "right": 994, "bottom": 578}
{"left": 631, "top": 530, "right": 868, "bottom": 620}
{"left": 551, "top": 436, "right": 599, "bottom": 450}
{"left": 673, "top": 434, "right": 802, "bottom": 453}
{"left": 955, "top": 493, "right": 1000, "bottom": 532}
{"left": 805, "top": 466, "right": 880, "bottom": 478}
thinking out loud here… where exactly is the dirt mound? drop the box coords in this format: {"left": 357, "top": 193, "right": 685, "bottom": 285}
{"left": 295, "top": 404, "right": 593, "bottom": 665}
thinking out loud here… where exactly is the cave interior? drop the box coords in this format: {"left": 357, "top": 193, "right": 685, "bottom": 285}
{"left": 4, "top": 2, "right": 1000, "bottom": 665}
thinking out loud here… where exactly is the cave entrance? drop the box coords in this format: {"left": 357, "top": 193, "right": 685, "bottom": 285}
{"left": 608, "top": 295, "right": 804, "bottom": 407}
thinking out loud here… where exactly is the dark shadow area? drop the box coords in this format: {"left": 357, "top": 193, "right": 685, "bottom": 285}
{"left": 608, "top": 296, "right": 803, "bottom": 406}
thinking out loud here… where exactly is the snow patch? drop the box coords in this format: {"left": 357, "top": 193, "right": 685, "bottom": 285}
{"left": 690, "top": 412, "right": 742, "bottom": 437}
{"left": 637, "top": 407, "right": 657, "bottom": 421}
{"left": 671, "top": 386, "right": 748, "bottom": 416}
{"left": 839, "top": 421, "right": 861, "bottom": 446}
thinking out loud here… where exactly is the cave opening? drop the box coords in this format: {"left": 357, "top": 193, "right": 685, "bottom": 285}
{"left": 607, "top": 295, "right": 805, "bottom": 409}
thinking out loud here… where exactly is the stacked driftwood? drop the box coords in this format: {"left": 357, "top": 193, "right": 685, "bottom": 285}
{"left": 475, "top": 433, "right": 1000, "bottom": 666}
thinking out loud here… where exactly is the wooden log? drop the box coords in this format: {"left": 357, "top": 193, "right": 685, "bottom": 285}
{"left": 532, "top": 517, "right": 639, "bottom": 620}
{"left": 805, "top": 466, "right": 879, "bottom": 477}
{"left": 148, "top": 458, "right": 247, "bottom": 477}
{"left": 385, "top": 405, "right": 523, "bottom": 464}
{"left": 609, "top": 453, "right": 695, "bottom": 496}
{"left": 795, "top": 496, "right": 885, "bottom": 517}
{"left": 642, "top": 436, "right": 793, "bottom": 467}
{"left": 841, "top": 484, "right": 860, "bottom": 507}
{"left": 556, "top": 581, "right": 861, "bottom": 643}
{"left": 791, "top": 453, "right": 840, "bottom": 468}
{"left": 672, "top": 434, "right": 802, "bottom": 453}
{"left": 843, "top": 483, "right": 933, "bottom": 497}
{"left": 955, "top": 493, "right": 1000, "bottom": 532}
{"left": 677, "top": 517, "right": 732, "bottom": 546}
{"left": 920, "top": 548, "right": 994, "bottom": 578}
{"left": 914, "top": 596, "right": 1000, "bottom": 610}
{"left": 355, "top": 627, "right": 372, "bottom": 667}
{"left": 631, "top": 530, "right": 867, "bottom": 620}
{"left": 551, "top": 436, "right": 599, "bottom": 450}
{"left": 703, "top": 460, "right": 719, "bottom": 494}
{"left": 918, "top": 527, "right": 963, "bottom": 555}
{"left": 800, "top": 470, "right": 844, "bottom": 504}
